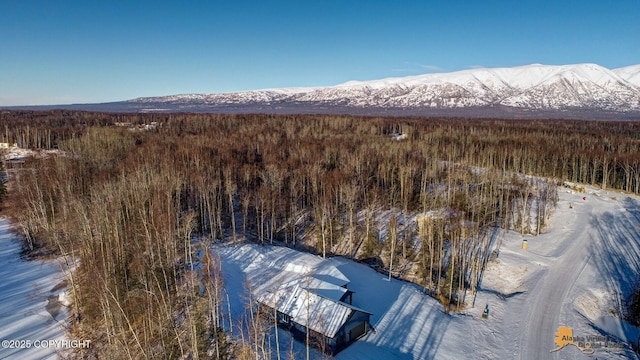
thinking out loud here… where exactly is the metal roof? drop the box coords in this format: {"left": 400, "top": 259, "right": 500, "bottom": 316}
{"left": 254, "top": 266, "right": 368, "bottom": 338}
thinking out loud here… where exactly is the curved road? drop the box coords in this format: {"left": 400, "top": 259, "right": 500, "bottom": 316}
{"left": 519, "top": 199, "right": 595, "bottom": 359}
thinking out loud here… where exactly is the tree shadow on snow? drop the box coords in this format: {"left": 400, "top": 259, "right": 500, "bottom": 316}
{"left": 590, "top": 198, "right": 640, "bottom": 301}
{"left": 334, "top": 261, "right": 452, "bottom": 359}
{"left": 589, "top": 197, "right": 640, "bottom": 344}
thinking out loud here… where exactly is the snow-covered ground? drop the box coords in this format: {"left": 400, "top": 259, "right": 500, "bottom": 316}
{"left": 1, "top": 146, "right": 62, "bottom": 161}
{"left": 3, "top": 179, "right": 640, "bottom": 359}
{"left": 216, "top": 242, "right": 473, "bottom": 359}
{"left": 0, "top": 219, "right": 71, "bottom": 360}
{"left": 215, "top": 184, "right": 640, "bottom": 359}
{"left": 474, "top": 186, "right": 640, "bottom": 359}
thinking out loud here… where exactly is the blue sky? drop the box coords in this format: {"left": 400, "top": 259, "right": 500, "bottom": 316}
{"left": 1, "top": 0, "right": 639, "bottom": 106}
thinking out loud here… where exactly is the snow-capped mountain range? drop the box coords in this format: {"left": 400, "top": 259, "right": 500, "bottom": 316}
{"left": 122, "top": 63, "right": 640, "bottom": 118}
{"left": 11, "top": 63, "right": 640, "bottom": 118}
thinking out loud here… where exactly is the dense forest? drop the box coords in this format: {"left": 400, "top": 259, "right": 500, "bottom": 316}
{"left": 2, "top": 110, "right": 640, "bottom": 359}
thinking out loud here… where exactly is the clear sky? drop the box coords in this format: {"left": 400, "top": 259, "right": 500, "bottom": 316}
{"left": 1, "top": 0, "right": 639, "bottom": 106}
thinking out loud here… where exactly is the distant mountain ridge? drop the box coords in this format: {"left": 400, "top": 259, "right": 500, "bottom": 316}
{"left": 8, "top": 64, "right": 640, "bottom": 119}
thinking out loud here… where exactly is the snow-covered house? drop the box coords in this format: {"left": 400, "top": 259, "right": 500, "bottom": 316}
{"left": 255, "top": 265, "right": 372, "bottom": 354}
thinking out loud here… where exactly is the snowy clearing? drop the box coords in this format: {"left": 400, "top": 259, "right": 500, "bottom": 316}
{"left": 1, "top": 146, "right": 63, "bottom": 161}
{"left": 0, "top": 219, "right": 70, "bottom": 360}
{"left": 216, "top": 243, "right": 475, "bottom": 359}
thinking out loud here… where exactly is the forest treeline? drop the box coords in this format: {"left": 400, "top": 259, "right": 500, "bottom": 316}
{"left": 2, "top": 110, "right": 640, "bottom": 359}
{"left": 3, "top": 110, "right": 640, "bottom": 192}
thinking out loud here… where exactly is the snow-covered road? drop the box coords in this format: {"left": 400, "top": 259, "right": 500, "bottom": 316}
{"left": 478, "top": 188, "right": 640, "bottom": 359}
{"left": 520, "top": 198, "right": 594, "bottom": 359}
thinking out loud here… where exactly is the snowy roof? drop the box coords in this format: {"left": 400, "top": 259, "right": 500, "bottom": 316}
{"left": 257, "top": 283, "right": 369, "bottom": 338}
{"left": 305, "top": 276, "right": 350, "bottom": 301}
{"left": 255, "top": 270, "right": 349, "bottom": 301}
{"left": 282, "top": 262, "right": 350, "bottom": 287}
{"left": 254, "top": 263, "right": 369, "bottom": 338}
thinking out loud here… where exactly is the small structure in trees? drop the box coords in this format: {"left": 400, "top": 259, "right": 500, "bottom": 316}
{"left": 254, "top": 265, "right": 372, "bottom": 355}
{"left": 388, "top": 133, "right": 408, "bottom": 141}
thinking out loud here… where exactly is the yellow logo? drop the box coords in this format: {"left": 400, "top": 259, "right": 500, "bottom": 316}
{"left": 550, "top": 326, "right": 594, "bottom": 354}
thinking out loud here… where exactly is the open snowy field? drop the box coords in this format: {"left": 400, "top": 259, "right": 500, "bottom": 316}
{"left": 215, "top": 184, "right": 640, "bottom": 359}
{"left": 0, "top": 219, "right": 70, "bottom": 360}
